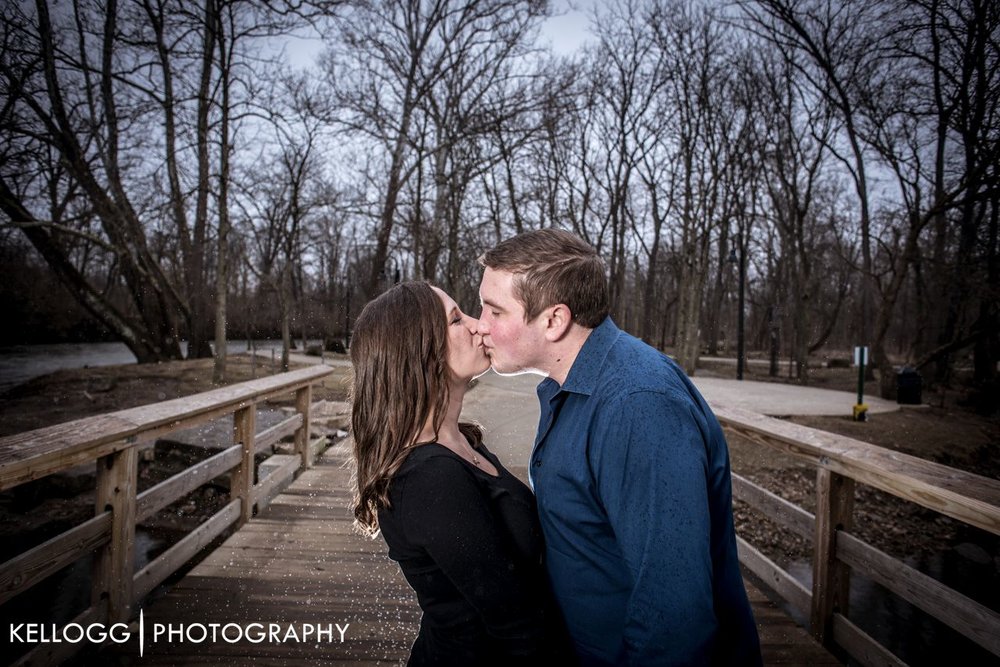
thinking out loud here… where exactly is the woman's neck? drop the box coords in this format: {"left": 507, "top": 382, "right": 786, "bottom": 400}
{"left": 415, "top": 380, "right": 468, "bottom": 447}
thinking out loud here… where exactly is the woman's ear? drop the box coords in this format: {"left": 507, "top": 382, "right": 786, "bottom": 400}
{"left": 542, "top": 304, "right": 573, "bottom": 342}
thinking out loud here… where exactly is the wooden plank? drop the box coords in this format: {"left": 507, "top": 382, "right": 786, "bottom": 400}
{"left": 733, "top": 473, "right": 815, "bottom": 539}
{"left": 744, "top": 583, "right": 841, "bottom": 665}
{"left": 294, "top": 385, "right": 312, "bottom": 469}
{"left": 132, "top": 499, "right": 242, "bottom": 601}
{"left": 92, "top": 446, "right": 137, "bottom": 623}
{"left": 308, "top": 436, "right": 327, "bottom": 463}
{"left": 254, "top": 414, "right": 302, "bottom": 454}
{"left": 715, "top": 404, "right": 1000, "bottom": 536}
{"left": 811, "top": 469, "right": 853, "bottom": 644}
{"left": 0, "top": 512, "right": 111, "bottom": 606}
{"left": 136, "top": 445, "right": 242, "bottom": 522}
{"left": 0, "top": 366, "right": 334, "bottom": 491}
{"left": 837, "top": 531, "right": 1000, "bottom": 656}
{"left": 110, "top": 444, "right": 839, "bottom": 666}
{"left": 233, "top": 406, "right": 256, "bottom": 526}
{"left": 252, "top": 455, "right": 300, "bottom": 511}
{"left": 831, "top": 613, "right": 908, "bottom": 667}
{"left": 736, "top": 536, "right": 811, "bottom": 615}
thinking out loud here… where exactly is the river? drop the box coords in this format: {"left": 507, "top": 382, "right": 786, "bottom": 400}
{"left": 0, "top": 340, "right": 290, "bottom": 393}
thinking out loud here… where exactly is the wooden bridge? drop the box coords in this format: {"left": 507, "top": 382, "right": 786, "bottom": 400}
{"left": 1, "top": 366, "right": 998, "bottom": 666}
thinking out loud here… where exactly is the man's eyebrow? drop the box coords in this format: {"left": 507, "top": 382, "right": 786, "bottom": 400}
{"left": 481, "top": 298, "right": 504, "bottom": 311}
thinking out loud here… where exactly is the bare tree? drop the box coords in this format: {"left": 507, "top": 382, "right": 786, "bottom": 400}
{"left": 741, "top": 0, "right": 883, "bottom": 374}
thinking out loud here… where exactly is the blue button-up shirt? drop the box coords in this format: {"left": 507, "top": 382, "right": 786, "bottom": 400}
{"left": 531, "top": 317, "right": 761, "bottom": 666}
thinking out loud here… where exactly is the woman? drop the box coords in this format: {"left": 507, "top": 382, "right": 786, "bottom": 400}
{"left": 350, "top": 281, "right": 570, "bottom": 666}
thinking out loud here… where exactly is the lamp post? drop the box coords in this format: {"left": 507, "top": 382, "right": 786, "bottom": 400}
{"left": 729, "top": 233, "right": 747, "bottom": 381}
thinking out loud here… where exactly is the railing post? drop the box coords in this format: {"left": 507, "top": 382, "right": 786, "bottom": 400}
{"left": 811, "top": 467, "right": 854, "bottom": 645}
{"left": 295, "top": 385, "right": 313, "bottom": 469}
{"left": 92, "top": 446, "right": 137, "bottom": 623}
{"left": 233, "top": 404, "right": 257, "bottom": 525}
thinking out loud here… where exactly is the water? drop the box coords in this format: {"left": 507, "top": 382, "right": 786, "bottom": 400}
{"left": 0, "top": 340, "right": 287, "bottom": 393}
{"left": 0, "top": 527, "right": 181, "bottom": 665}
{"left": 785, "top": 532, "right": 1000, "bottom": 666}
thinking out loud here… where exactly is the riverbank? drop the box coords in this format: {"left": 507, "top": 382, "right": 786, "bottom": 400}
{"left": 0, "top": 353, "right": 352, "bottom": 547}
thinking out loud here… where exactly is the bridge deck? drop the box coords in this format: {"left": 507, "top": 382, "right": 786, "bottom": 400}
{"left": 108, "top": 443, "right": 841, "bottom": 665}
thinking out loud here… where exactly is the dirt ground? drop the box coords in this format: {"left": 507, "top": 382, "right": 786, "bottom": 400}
{"left": 0, "top": 354, "right": 353, "bottom": 554}
{"left": 0, "top": 353, "right": 352, "bottom": 437}
{"left": 717, "top": 362, "right": 1000, "bottom": 569}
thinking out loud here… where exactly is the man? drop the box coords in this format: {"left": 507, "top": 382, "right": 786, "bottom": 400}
{"left": 477, "top": 229, "right": 762, "bottom": 666}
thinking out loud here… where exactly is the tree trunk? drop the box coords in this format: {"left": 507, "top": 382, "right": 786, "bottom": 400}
{"left": 280, "top": 266, "right": 292, "bottom": 373}
{"left": 213, "top": 8, "right": 232, "bottom": 385}
{"left": 186, "top": 0, "right": 218, "bottom": 361}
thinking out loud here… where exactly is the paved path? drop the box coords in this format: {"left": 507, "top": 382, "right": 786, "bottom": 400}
{"left": 267, "top": 350, "right": 899, "bottom": 416}
{"left": 461, "top": 369, "right": 900, "bottom": 471}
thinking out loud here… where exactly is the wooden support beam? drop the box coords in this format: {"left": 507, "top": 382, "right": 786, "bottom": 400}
{"left": 254, "top": 413, "right": 303, "bottom": 454}
{"left": 295, "top": 385, "right": 312, "bottom": 470}
{"left": 135, "top": 445, "right": 241, "bottom": 522}
{"left": 732, "top": 473, "right": 815, "bottom": 540}
{"left": 831, "top": 613, "right": 907, "bottom": 667}
{"left": 132, "top": 500, "right": 241, "bottom": 601}
{"left": 811, "top": 468, "right": 854, "bottom": 645}
{"left": 838, "top": 531, "right": 1000, "bottom": 656}
{"left": 232, "top": 405, "right": 257, "bottom": 526}
{"left": 91, "top": 446, "right": 138, "bottom": 623}
{"left": 0, "top": 512, "right": 110, "bottom": 606}
{"left": 736, "top": 536, "right": 811, "bottom": 615}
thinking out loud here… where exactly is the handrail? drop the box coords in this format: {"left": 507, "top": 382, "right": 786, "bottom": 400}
{"left": 0, "top": 365, "right": 333, "bottom": 491}
{"left": 0, "top": 364, "right": 335, "bottom": 666}
{"left": 712, "top": 401, "right": 1000, "bottom": 666}
{"left": 713, "top": 403, "right": 1000, "bottom": 535}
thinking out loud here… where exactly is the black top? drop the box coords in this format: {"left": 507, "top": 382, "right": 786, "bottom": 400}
{"left": 378, "top": 442, "right": 571, "bottom": 666}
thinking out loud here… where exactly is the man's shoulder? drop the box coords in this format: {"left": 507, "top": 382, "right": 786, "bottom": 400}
{"left": 599, "top": 331, "right": 687, "bottom": 394}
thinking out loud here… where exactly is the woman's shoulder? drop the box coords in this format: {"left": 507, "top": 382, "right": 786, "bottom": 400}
{"left": 394, "top": 443, "right": 477, "bottom": 485}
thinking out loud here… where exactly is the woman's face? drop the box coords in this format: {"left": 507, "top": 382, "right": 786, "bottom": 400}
{"left": 432, "top": 287, "right": 491, "bottom": 382}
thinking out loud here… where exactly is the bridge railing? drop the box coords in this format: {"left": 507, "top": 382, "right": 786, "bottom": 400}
{"left": 0, "top": 365, "right": 335, "bottom": 666}
{"left": 714, "top": 403, "right": 1000, "bottom": 666}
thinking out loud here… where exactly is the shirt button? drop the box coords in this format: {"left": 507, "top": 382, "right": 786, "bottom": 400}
{"left": 533, "top": 459, "right": 542, "bottom": 467}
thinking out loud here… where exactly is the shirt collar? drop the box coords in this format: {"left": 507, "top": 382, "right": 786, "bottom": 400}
{"left": 560, "top": 316, "right": 621, "bottom": 396}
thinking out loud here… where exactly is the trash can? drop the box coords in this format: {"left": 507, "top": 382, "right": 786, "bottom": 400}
{"left": 897, "top": 367, "right": 923, "bottom": 404}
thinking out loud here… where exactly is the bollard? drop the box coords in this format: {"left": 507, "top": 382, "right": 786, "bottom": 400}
{"left": 853, "top": 346, "right": 868, "bottom": 422}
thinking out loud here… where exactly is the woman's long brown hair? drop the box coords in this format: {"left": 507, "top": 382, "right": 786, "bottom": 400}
{"left": 349, "top": 281, "right": 481, "bottom": 536}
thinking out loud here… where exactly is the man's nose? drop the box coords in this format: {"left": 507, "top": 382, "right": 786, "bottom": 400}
{"left": 476, "top": 315, "right": 489, "bottom": 335}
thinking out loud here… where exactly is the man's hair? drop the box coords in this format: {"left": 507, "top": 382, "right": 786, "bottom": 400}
{"left": 479, "top": 228, "right": 609, "bottom": 328}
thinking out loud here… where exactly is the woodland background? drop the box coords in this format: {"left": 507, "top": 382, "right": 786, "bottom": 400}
{"left": 1, "top": 0, "right": 997, "bottom": 401}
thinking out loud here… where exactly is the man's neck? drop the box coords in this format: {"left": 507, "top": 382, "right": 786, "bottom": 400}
{"left": 543, "top": 323, "right": 594, "bottom": 386}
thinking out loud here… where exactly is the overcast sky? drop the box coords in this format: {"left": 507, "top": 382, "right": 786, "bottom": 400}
{"left": 281, "top": 0, "right": 596, "bottom": 69}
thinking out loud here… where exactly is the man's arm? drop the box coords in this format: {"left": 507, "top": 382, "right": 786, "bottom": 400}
{"left": 590, "top": 389, "right": 718, "bottom": 665}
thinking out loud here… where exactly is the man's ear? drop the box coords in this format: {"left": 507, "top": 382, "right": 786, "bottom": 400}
{"left": 542, "top": 304, "right": 573, "bottom": 342}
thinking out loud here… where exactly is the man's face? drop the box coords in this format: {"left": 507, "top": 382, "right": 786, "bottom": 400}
{"left": 477, "top": 267, "right": 546, "bottom": 375}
